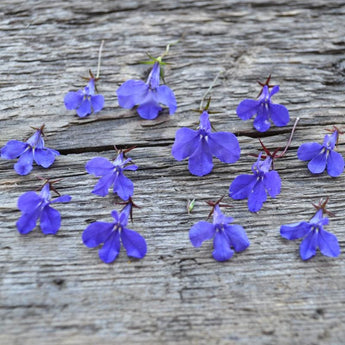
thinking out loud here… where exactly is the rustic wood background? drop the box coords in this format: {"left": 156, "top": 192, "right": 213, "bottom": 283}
{"left": 1, "top": 0, "right": 345, "bottom": 344}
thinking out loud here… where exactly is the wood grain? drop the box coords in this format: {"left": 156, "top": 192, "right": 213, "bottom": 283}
{"left": 1, "top": 1, "right": 345, "bottom": 344}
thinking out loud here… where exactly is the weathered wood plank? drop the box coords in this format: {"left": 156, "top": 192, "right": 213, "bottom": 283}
{"left": 1, "top": 1, "right": 345, "bottom": 344}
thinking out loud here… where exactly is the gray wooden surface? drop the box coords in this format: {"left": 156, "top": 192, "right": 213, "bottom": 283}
{"left": 1, "top": 1, "right": 345, "bottom": 344}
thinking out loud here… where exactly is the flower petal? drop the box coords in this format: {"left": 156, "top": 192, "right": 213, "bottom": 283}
{"left": 212, "top": 231, "right": 233, "bottom": 262}
{"left": 236, "top": 99, "right": 260, "bottom": 120}
{"left": 82, "top": 221, "right": 114, "bottom": 248}
{"left": 327, "top": 150, "right": 344, "bottom": 177}
{"left": 85, "top": 157, "right": 114, "bottom": 176}
{"left": 16, "top": 211, "right": 40, "bottom": 235}
{"left": 117, "top": 80, "right": 148, "bottom": 109}
{"left": 247, "top": 180, "right": 267, "bottom": 212}
{"left": 76, "top": 98, "right": 92, "bottom": 117}
{"left": 64, "top": 91, "right": 83, "bottom": 110}
{"left": 121, "top": 228, "right": 147, "bottom": 259}
{"left": 224, "top": 224, "right": 250, "bottom": 252}
{"left": 98, "top": 231, "right": 121, "bottom": 263}
{"left": 51, "top": 195, "right": 72, "bottom": 203}
{"left": 14, "top": 149, "right": 33, "bottom": 175}
{"left": 263, "top": 170, "right": 281, "bottom": 198}
{"left": 297, "top": 142, "right": 323, "bottom": 161}
{"left": 188, "top": 139, "right": 213, "bottom": 176}
{"left": 40, "top": 205, "right": 61, "bottom": 235}
{"left": 308, "top": 151, "right": 327, "bottom": 174}
{"left": 208, "top": 132, "right": 240, "bottom": 164}
{"left": 113, "top": 173, "right": 134, "bottom": 201}
{"left": 171, "top": 128, "right": 199, "bottom": 161}
{"left": 17, "top": 191, "right": 41, "bottom": 213}
{"left": 91, "top": 172, "right": 116, "bottom": 197}
{"left": 137, "top": 98, "right": 162, "bottom": 120}
{"left": 300, "top": 230, "right": 318, "bottom": 260}
{"left": 253, "top": 105, "right": 270, "bottom": 132}
{"left": 280, "top": 222, "right": 311, "bottom": 240}
{"left": 269, "top": 103, "right": 289, "bottom": 127}
{"left": 156, "top": 85, "right": 177, "bottom": 115}
{"left": 189, "top": 221, "right": 215, "bottom": 247}
{"left": 318, "top": 229, "right": 340, "bottom": 258}
{"left": 33, "top": 149, "right": 56, "bottom": 168}
{"left": 229, "top": 174, "right": 257, "bottom": 200}
{"left": 1, "top": 140, "right": 27, "bottom": 159}
{"left": 91, "top": 95, "right": 104, "bottom": 113}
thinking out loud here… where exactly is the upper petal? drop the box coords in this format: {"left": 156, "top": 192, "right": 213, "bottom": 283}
{"left": 188, "top": 139, "right": 213, "bottom": 176}
{"left": 40, "top": 205, "right": 61, "bottom": 235}
{"left": 1, "top": 140, "right": 28, "bottom": 159}
{"left": 98, "top": 231, "right": 121, "bottom": 263}
{"left": 318, "top": 228, "right": 340, "bottom": 258}
{"left": 51, "top": 195, "right": 72, "bottom": 203}
{"left": 212, "top": 231, "right": 233, "bottom": 262}
{"left": 297, "top": 142, "right": 323, "bottom": 161}
{"left": 117, "top": 80, "right": 148, "bottom": 109}
{"left": 82, "top": 221, "right": 114, "bottom": 248}
{"left": 300, "top": 230, "right": 318, "bottom": 260}
{"left": 64, "top": 91, "right": 83, "bottom": 110}
{"left": 280, "top": 222, "right": 311, "bottom": 240}
{"left": 14, "top": 149, "right": 33, "bottom": 175}
{"left": 269, "top": 103, "right": 289, "bottom": 127}
{"left": 33, "top": 148, "right": 57, "bottom": 168}
{"left": 224, "top": 224, "right": 250, "bottom": 252}
{"left": 155, "top": 85, "right": 177, "bottom": 115}
{"left": 121, "top": 228, "right": 147, "bottom": 259}
{"left": 76, "top": 99, "right": 92, "bottom": 118}
{"left": 229, "top": 174, "right": 257, "bottom": 200}
{"left": 327, "top": 150, "right": 344, "bottom": 177}
{"left": 263, "top": 170, "right": 281, "bottom": 198}
{"left": 85, "top": 157, "right": 114, "bottom": 176}
{"left": 171, "top": 128, "right": 199, "bottom": 161}
{"left": 247, "top": 180, "right": 267, "bottom": 212}
{"left": 308, "top": 151, "right": 327, "bottom": 174}
{"left": 236, "top": 99, "right": 260, "bottom": 120}
{"left": 189, "top": 221, "right": 215, "bottom": 247}
{"left": 91, "top": 94, "right": 105, "bottom": 113}
{"left": 208, "top": 132, "right": 240, "bottom": 164}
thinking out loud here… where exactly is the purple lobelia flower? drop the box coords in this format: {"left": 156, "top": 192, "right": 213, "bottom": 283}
{"left": 16, "top": 182, "right": 71, "bottom": 235}
{"left": 189, "top": 204, "right": 249, "bottom": 262}
{"left": 85, "top": 151, "right": 138, "bottom": 200}
{"left": 82, "top": 203, "right": 147, "bottom": 263}
{"left": 64, "top": 77, "right": 104, "bottom": 118}
{"left": 1, "top": 125, "right": 60, "bottom": 175}
{"left": 280, "top": 208, "right": 340, "bottom": 260}
{"left": 297, "top": 129, "right": 344, "bottom": 177}
{"left": 171, "top": 110, "right": 241, "bottom": 176}
{"left": 237, "top": 84, "right": 289, "bottom": 132}
{"left": 116, "top": 61, "right": 177, "bottom": 120}
{"left": 229, "top": 153, "right": 281, "bottom": 212}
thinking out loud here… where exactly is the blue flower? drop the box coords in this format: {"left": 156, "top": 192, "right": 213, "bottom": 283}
{"left": 1, "top": 126, "right": 60, "bottom": 175}
{"left": 280, "top": 209, "right": 340, "bottom": 260}
{"left": 85, "top": 152, "right": 138, "bottom": 199}
{"left": 116, "top": 62, "right": 177, "bottom": 120}
{"left": 229, "top": 153, "right": 281, "bottom": 212}
{"left": 171, "top": 110, "right": 241, "bottom": 176}
{"left": 297, "top": 130, "right": 344, "bottom": 177}
{"left": 189, "top": 205, "right": 249, "bottom": 261}
{"left": 64, "top": 78, "right": 104, "bottom": 118}
{"left": 16, "top": 183, "right": 72, "bottom": 235}
{"left": 237, "top": 85, "right": 289, "bottom": 132}
{"left": 82, "top": 204, "right": 147, "bottom": 263}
